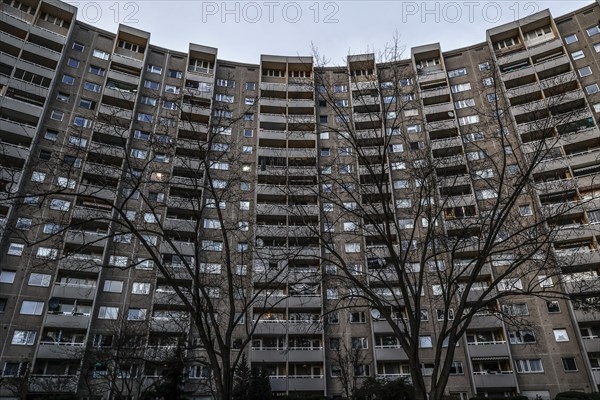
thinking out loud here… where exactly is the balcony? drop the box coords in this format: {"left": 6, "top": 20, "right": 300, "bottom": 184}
{"left": 254, "top": 320, "right": 323, "bottom": 335}
{"left": 112, "top": 53, "right": 143, "bottom": 69}
{"left": 473, "top": 371, "right": 516, "bottom": 388}
{"left": 269, "top": 376, "right": 325, "bottom": 392}
{"left": 582, "top": 337, "right": 600, "bottom": 353}
{"left": 29, "top": 375, "right": 78, "bottom": 393}
{"left": 88, "top": 142, "right": 125, "bottom": 159}
{"left": 251, "top": 348, "right": 323, "bottom": 363}
{"left": 150, "top": 317, "right": 190, "bottom": 332}
{"left": 434, "top": 154, "right": 466, "bottom": 168}
{"left": 430, "top": 136, "right": 462, "bottom": 151}
{"left": 159, "top": 241, "right": 195, "bottom": 256}
{"left": 467, "top": 341, "right": 509, "bottom": 358}
{"left": 64, "top": 230, "right": 108, "bottom": 247}
{"left": 36, "top": 342, "right": 85, "bottom": 359}
{"left": 0, "top": 117, "right": 37, "bottom": 138}
{"left": 52, "top": 283, "right": 97, "bottom": 301}
{"left": 45, "top": 313, "right": 91, "bottom": 329}
{"left": 57, "top": 256, "right": 102, "bottom": 273}
{"left": 427, "top": 120, "right": 456, "bottom": 132}
{"left": 467, "top": 314, "right": 503, "bottom": 329}
{"left": 535, "top": 55, "right": 569, "bottom": 76}
{"left": 375, "top": 347, "right": 408, "bottom": 361}
{"left": 418, "top": 70, "right": 446, "bottom": 83}
{"left": 574, "top": 309, "right": 600, "bottom": 323}
{"left": 163, "top": 218, "right": 198, "bottom": 232}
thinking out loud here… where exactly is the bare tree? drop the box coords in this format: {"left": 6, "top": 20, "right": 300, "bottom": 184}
{"left": 297, "top": 39, "right": 598, "bottom": 400}
{"left": 1, "top": 68, "right": 294, "bottom": 400}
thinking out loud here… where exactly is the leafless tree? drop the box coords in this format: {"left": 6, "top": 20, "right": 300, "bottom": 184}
{"left": 297, "top": 40, "right": 599, "bottom": 400}
{"left": 1, "top": 72, "right": 292, "bottom": 400}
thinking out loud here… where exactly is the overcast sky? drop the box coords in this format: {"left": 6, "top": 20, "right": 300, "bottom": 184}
{"left": 68, "top": 1, "right": 594, "bottom": 64}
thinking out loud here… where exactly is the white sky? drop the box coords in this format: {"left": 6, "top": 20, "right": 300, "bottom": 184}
{"left": 67, "top": 1, "right": 594, "bottom": 65}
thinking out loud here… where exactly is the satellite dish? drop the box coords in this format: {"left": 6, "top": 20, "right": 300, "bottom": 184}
{"left": 48, "top": 297, "right": 60, "bottom": 311}
{"left": 370, "top": 309, "right": 381, "bottom": 319}
{"left": 448, "top": 111, "right": 455, "bottom": 117}
{"left": 256, "top": 238, "right": 264, "bottom": 248}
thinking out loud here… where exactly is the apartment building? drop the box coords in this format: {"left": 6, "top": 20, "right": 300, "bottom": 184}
{"left": 1, "top": 0, "right": 600, "bottom": 399}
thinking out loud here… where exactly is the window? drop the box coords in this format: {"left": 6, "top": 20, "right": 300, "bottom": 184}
{"left": 215, "top": 79, "right": 235, "bottom": 88}
{"left": 451, "top": 82, "right": 471, "bottom": 93}
{"left": 458, "top": 115, "right": 479, "bottom": 126}
{"left": 73, "top": 116, "right": 92, "bottom": 128}
{"left": 587, "top": 25, "right": 600, "bottom": 37}
{"left": 144, "top": 80, "right": 160, "bottom": 90}
{"left": 354, "top": 364, "right": 370, "bottom": 377}
{"left": 109, "top": 255, "right": 129, "bottom": 267}
{"left": 98, "top": 306, "right": 119, "bottom": 320}
{"left": 28, "top": 273, "right": 51, "bottom": 287}
{"left": 31, "top": 171, "right": 46, "bottom": 183}
{"left": 165, "top": 85, "right": 180, "bottom": 94}
{"left": 20, "top": 300, "right": 44, "bottom": 315}
{"left": 50, "top": 110, "right": 64, "bottom": 121}
{"left": 502, "top": 303, "right": 528, "bottom": 316}
{"left": 498, "top": 278, "right": 523, "bottom": 291}
{"left": 44, "top": 129, "right": 58, "bottom": 141}
{"left": 66, "top": 57, "right": 80, "bottom": 68}
{"left": 349, "top": 311, "right": 366, "bottom": 323}
{"left": 12, "top": 330, "right": 36, "bottom": 345}
{"left": 508, "top": 164, "right": 521, "bottom": 176}
{"left": 56, "top": 175, "right": 75, "bottom": 189}
{"left": 476, "top": 189, "right": 498, "bottom": 200}
{"left": 72, "top": 42, "right": 85, "bottom": 52}
{"left": 127, "top": 308, "right": 147, "bottom": 321}
{"left": 130, "top": 148, "right": 147, "bottom": 159}
{"left": 168, "top": 69, "right": 183, "bottom": 79}
{"left": 437, "top": 309, "right": 454, "bottom": 321}
{"left": 83, "top": 81, "right": 101, "bottom": 93}
{"left": 579, "top": 66, "right": 593, "bottom": 77}
{"left": 15, "top": 217, "right": 31, "bottom": 230}
{"left": 586, "top": 84, "right": 600, "bottom": 94}
{"left": 103, "top": 280, "right": 123, "bottom": 293}
{"left": 449, "top": 362, "right": 464, "bottom": 375}
{"left": 88, "top": 65, "right": 105, "bottom": 76}
{"left": 547, "top": 300, "right": 561, "bottom": 313}
{"left": 448, "top": 68, "right": 467, "bottom": 78}
{"left": 36, "top": 247, "right": 57, "bottom": 259}
{"left": 345, "top": 243, "right": 360, "bottom": 253}
{"left": 419, "top": 336, "right": 432, "bottom": 348}
{"left": 478, "top": 62, "right": 490, "bottom": 71}
{"left": 243, "top": 128, "right": 253, "bottom": 137}
{"left": 351, "top": 337, "right": 368, "bottom": 349}
{"left": 92, "top": 49, "right": 110, "bottom": 60}
{"left": 455, "top": 98, "right": 475, "bottom": 109}
{"left": 8, "top": 243, "right": 24, "bottom": 256}
{"left": 562, "top": 358, "right": 578, "bottom": 371}
{"left": 509, "top": 330, "right": 535, "bottom": 344}
{"left": 0, "top": 270, "right": 16, "bottom": 284}
{"left": 242, "top": 145, "right": 253, "bottom": 154}
{"left": 147, "top": 64, "right": 162, "bottom": 74}
{"left": 571, "top": 50, "right": 585, "bottom": 60}
{"left": 519, "top": 204, "right": 533, "bottom": 216}
{"left": 563, "top": 33, "right": 578, "bottom": 44}
{"left": 515, "top": 359, "right": 543, "bottom": 373}
{"left": 553, "top": 329, "right": 569, "bottom": 342}
{"left": 50, "top": 199, "right": 70, "bottom": 211}
{"left": 61, "top": 74, "right": 75, "bottom": 85}
{"left": 482, "top": 77, "right": 494, "bottom": 87}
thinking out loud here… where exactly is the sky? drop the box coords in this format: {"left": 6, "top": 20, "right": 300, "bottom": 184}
{"left": 66, "top": 1, "right": 594, "bottom": 65}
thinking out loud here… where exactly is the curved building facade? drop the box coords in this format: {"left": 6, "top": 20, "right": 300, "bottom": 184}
{"left": 1, "top": 0, "right": 600, "bottom": 399}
